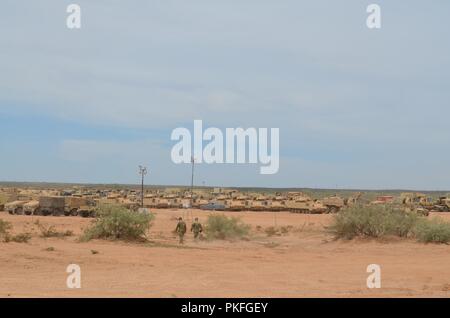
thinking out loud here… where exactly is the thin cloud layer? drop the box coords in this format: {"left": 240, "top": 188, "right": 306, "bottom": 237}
{"left": 0, "top": 1, "right": 449, "bottom": 189}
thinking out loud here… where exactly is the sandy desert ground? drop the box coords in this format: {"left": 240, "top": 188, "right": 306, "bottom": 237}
{"left": 0, "top": 209, "right": 449, "bottom": 298}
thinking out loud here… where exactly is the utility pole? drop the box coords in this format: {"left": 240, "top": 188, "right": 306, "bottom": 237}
{"left": 190, "top": 156, "right": 195, "bottom": 208}
{"left": 139, "top": 165, "right": 147, "bottom": 208}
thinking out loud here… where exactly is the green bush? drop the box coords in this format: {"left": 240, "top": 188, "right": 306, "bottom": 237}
{"left": 328, "top": 205, "right": 419, "bottom": 239}
{"left": 205, "top": 214, "right": 250, "bottom": 240}
{"left": 81, "top": 204, "right": 154, "bottom": 242}
{"left": 414, "top": 218, "right": 450, "bottom": 244}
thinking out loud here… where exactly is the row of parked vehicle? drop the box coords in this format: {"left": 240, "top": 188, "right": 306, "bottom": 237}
{"left": 3, "top": 196, "right": 96, "bottom": 217}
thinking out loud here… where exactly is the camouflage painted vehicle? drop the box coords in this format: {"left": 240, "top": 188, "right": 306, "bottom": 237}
{"left": 39, "top": 196, "right": 65, "bottom": 216}
{"left": 5, "top": 200, "right": 27, "bottom": 215}
{"left": 286, "top": 196, "right": 327, "bottom": 214}
{"left": 321, "top": 196, "right": 346, "bottom": 213}
{"left": 23, "top": 200, "right": 40, "bottom": 215}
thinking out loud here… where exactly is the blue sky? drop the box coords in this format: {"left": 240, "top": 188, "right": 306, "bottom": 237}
{"left": 1, "top": 0, "right": 449, "bottom": 190}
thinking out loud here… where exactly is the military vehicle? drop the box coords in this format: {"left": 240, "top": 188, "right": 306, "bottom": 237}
{"left": 5, "top": 200, "right": 27, "bottom": 215}
{"left": 78, "top": 204, "right": 96, "bottom": 218}
{"left": 249, "top": 196, "right": 270, "bottom": 211}
{"left": 227, "top": 196, "right": 249, "bottom": 211}
{"left": 269, "top": 196, "right": 287, "bottom": 212}
{"left": 321, "top": 196, "right": 346, "bottom": 213}
{"left": 193, "top": 198, "right": 209, "bottom": 209}
{"left": 117, "top": 198, "right": 140, "bottom": 212}
{"left": 286, "top": 196, "right": 327, "bottom": 214}
{"left": 64, "top": 197, "right": 90, "bottom": 216}
{"left": 156, "top": 197, "right": 170, "bottom": 208}
{"left": 215, "top": 194, "right": 229, "bottom": 205}
{"left": 400, "top": 193, "right": 433, "bottom": 215}
{"left": 434, "top": 197, "right": 450, "bottom": 212}
{"left": 200, "top": 202, "right": 226, "bottom": 211}
{"left": 39, "top": 196, "right": 65, "bottom": 216}
{"left": 23, "top": 200, "right": 40, "bottom": 215}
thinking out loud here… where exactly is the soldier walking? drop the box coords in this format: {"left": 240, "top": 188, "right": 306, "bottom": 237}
{"left": 175, "top": 217, "right": 187, "bottom": 244}
{"left": 191, "top": 217, "right": 203, "bottom": 240}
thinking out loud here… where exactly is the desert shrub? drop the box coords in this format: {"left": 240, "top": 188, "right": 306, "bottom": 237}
{"left": 205, "top": 214, "right": 250, "bottom": 240}
{"left": 328, "top": 205, "right": 419, "bottom": 239}
{"left": 0, "top": 219, "right": 12, "bottom": 236}
{"left": 414, "top": 218, "right": 450, "bottom": 244}
{"left": 4, "top": 233, "right": 32, "bottom": 243}
{"left": 34, "top": 220, "right": 73, "bottom": 238}
{"left": 264, "top": 226, "right": 279, "bottom": 237}
{"left": 264, "top": 226, "right": 293, "bottom": 237}
{"left": 81, "top": 204, "right": 154, "bottom": 242}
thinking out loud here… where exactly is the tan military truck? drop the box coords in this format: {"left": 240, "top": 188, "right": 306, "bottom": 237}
{"left": 23, "top": 200, "right": 40, "bottom": 215}
{"left": 5, "top": 200, "right": 27, "bottom": 215}
{"left": 39, "top": 196, "right": 65, "bottom": 216}
{"left": 64, "top": 197, "right": 90, "bottom": 216}
{"left": 78, "top": 204, "right": 96, "bottom": 218}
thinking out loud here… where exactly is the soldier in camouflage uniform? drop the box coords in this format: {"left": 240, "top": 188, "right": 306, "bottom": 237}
{"left": 175, "top": 217, "right": 187, "bottom": 244}
{"left": 190, "top": 217, "right": 203, "bottom": 240}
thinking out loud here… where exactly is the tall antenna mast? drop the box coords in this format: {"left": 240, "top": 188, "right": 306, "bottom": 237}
{"left": 190, "top": 156, "right": 195, "bottom": 208}
{"left": 139, "top": 165, "right": 147, "bottom": 208}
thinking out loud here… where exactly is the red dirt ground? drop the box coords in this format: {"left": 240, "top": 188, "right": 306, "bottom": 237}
{"left": 0, "top": 209, "right": 449, "bottom": 297}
